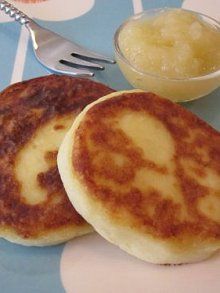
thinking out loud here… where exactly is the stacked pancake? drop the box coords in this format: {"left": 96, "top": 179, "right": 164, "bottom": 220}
{"left": 0, "top": 75, "right": 113, "bottom": 246}
{"left": 58, "top": 90, "right": 220, "bottom": 264}
{"left": 0, "top": 75, "right": 219, "bottom": 264}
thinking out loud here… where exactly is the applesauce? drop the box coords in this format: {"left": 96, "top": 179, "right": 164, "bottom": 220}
{"left": 115, "top": 9, "right": 220, "bottom": 101}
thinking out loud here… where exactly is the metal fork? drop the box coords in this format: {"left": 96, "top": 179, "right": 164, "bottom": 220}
{"left": 0, "top": 0, "right": 115, "bottom": 77}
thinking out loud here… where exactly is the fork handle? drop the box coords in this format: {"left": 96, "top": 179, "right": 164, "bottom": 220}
{"left": 0, "top": 0, "right": 31, "bottom": 25}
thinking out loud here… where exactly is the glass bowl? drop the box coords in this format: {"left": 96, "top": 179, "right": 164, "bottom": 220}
{"left": 114, "top": 8, "right": 220, "bottom": 102}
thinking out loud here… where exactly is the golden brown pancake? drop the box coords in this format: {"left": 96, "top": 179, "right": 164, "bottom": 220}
{"left": 0, "top": 75, "right": 114, "bottom": 246}
{"left": 58, "top": 90, "right": 220, "bottom": 264}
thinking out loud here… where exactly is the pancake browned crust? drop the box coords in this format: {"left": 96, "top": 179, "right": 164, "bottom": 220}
{"left": 0, "top": 75, "right": 114, "bottom": 246}
{"left": 58, "top": 90, "right": 220, "bottom": 264}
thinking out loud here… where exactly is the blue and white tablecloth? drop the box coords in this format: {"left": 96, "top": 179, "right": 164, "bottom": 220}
{"left": 0, "top": 1, "right": 219, "bottom": 292}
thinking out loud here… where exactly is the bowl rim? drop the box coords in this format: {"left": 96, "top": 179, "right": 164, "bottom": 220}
{"left": 114, "top": 7, "right": 220, "bottom": 82}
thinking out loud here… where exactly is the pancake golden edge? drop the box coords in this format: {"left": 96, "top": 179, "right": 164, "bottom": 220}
{"left": 57, "top": 90, "right": 220, "bottom": 264}
{"left": 0, "top": 225, "right": 92, "bottom": 247}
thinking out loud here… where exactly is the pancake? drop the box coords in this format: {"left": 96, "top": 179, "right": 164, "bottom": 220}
{"left": 58, "top": 90, "right": 220, "bottom": 264}
{"left": 0, "top": 75, "right": 114, "bottom": 246}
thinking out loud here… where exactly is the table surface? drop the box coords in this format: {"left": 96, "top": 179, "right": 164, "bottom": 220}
{"left": 0, "top": 1, "right": 219, "bottom": 292}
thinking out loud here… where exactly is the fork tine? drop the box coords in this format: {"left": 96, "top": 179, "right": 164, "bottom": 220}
{"left": 53, "top": 62, "right": 94, "bottom": 77}
{"left": 71, "top": 44, "right": 115, "bottom": 64}
{"left": 61, "top": 55, "right": 104, "bottom": 70}
{"left": 1, "top": 1, "right": 116, "bottom": 76}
